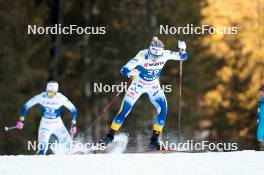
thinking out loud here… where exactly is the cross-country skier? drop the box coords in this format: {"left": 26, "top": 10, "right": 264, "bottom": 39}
{"left": 257, "top": 85, "right": 264, "bottom": 150}
{"left": 15, "top": 81, "right": 77, "bottom": 155}
{"left": 100, "top": 37, "right": 188, "bottom": 150}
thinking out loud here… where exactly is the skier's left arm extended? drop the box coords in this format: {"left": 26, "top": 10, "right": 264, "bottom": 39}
{"left": 164, "top": 41, "right": 188, "bottom": 61}
{"left": 61, "top": 94, "right": 78, "bottom": 136}
{"left": 61, "top": 94, "right": 77, "bottom": 123}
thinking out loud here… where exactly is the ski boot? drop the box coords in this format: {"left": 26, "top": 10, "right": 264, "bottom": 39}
{"left": 149, "top": 130, "right": 163, "bottom": 151}
{"left": 99, "top": 129, "right": 116, "bottom": 146}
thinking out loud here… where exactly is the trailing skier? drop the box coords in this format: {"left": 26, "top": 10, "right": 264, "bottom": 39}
{"left": 15, "top": 81, "right": 77, "bottom": 155}
{"left": 100, "top": 37, "right": 188, "bottom": 150}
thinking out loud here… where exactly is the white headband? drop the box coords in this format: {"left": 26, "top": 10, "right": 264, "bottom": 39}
{"left": 46, "top": 82, "right": 59, "bottom": 92}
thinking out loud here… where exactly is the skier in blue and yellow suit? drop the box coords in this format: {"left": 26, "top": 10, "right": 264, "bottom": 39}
{"left": 100, "top": 37, "right": 188, "bottom": 150}
{"left": 257, "top": 85, "right": 264, "bottom": 150}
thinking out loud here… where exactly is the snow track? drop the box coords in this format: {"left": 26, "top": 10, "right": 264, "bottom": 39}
{"left": 0, "top": 151, "right": 263, "bottom": 175}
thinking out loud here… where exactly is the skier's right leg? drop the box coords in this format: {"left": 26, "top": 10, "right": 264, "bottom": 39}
{"left": 100, "top": 80, "right": 142, "bottom": 145}
{"left": 37, "top": 118, "right": 52, "bottom": 155}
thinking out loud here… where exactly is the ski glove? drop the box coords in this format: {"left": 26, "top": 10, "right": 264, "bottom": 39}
{"left": 178, "top": 41, "right": 186, "bottom": 51}
{"left": 71, "top": 125, "right": 77, "bottom": 136}
{"left": 16, "top": 116, "right": 24, "bottom": 129}
{"left": 127, "top": 69, "right": 139, "bottom": 78}
{"left": 71, "top": 120, "right": 77, "bottom": 136}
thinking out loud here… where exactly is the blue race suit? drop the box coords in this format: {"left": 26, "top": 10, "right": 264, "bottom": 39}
{"left": 257, "top": 97, "right": 264, "bottom": 141}
{"left": 21, "top": 92, "right": 77, "bottom": 155}
{"left": 111, "top": 49, "right": 187, "bottom": 132}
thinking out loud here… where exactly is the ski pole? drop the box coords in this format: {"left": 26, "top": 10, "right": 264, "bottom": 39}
{"left": 4, "top": 126, "right": 17, "bottom": 131}
{"left": 178, "top": 46, "right": 183, "bottom": 142}
{"left": 86, "top": 79, "right": 133, "bottom": 131}
{"left": 69, "top": 133, "right": 74, "bottom": 154}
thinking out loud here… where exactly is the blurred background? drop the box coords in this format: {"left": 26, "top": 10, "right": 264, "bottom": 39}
{"left": 0, "top": 0, "right": 263, "bottom": 154}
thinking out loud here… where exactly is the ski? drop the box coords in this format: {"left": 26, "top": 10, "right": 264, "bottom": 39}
{"left": 142, "top": 149, "right": 191, "bottom": 154}
{"left": 96, "top": 133, "right": 129, "bottom": 154}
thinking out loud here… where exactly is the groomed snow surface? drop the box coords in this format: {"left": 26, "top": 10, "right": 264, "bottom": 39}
{"left": 0, "top": 151, "right": 263, "bottom": 175}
